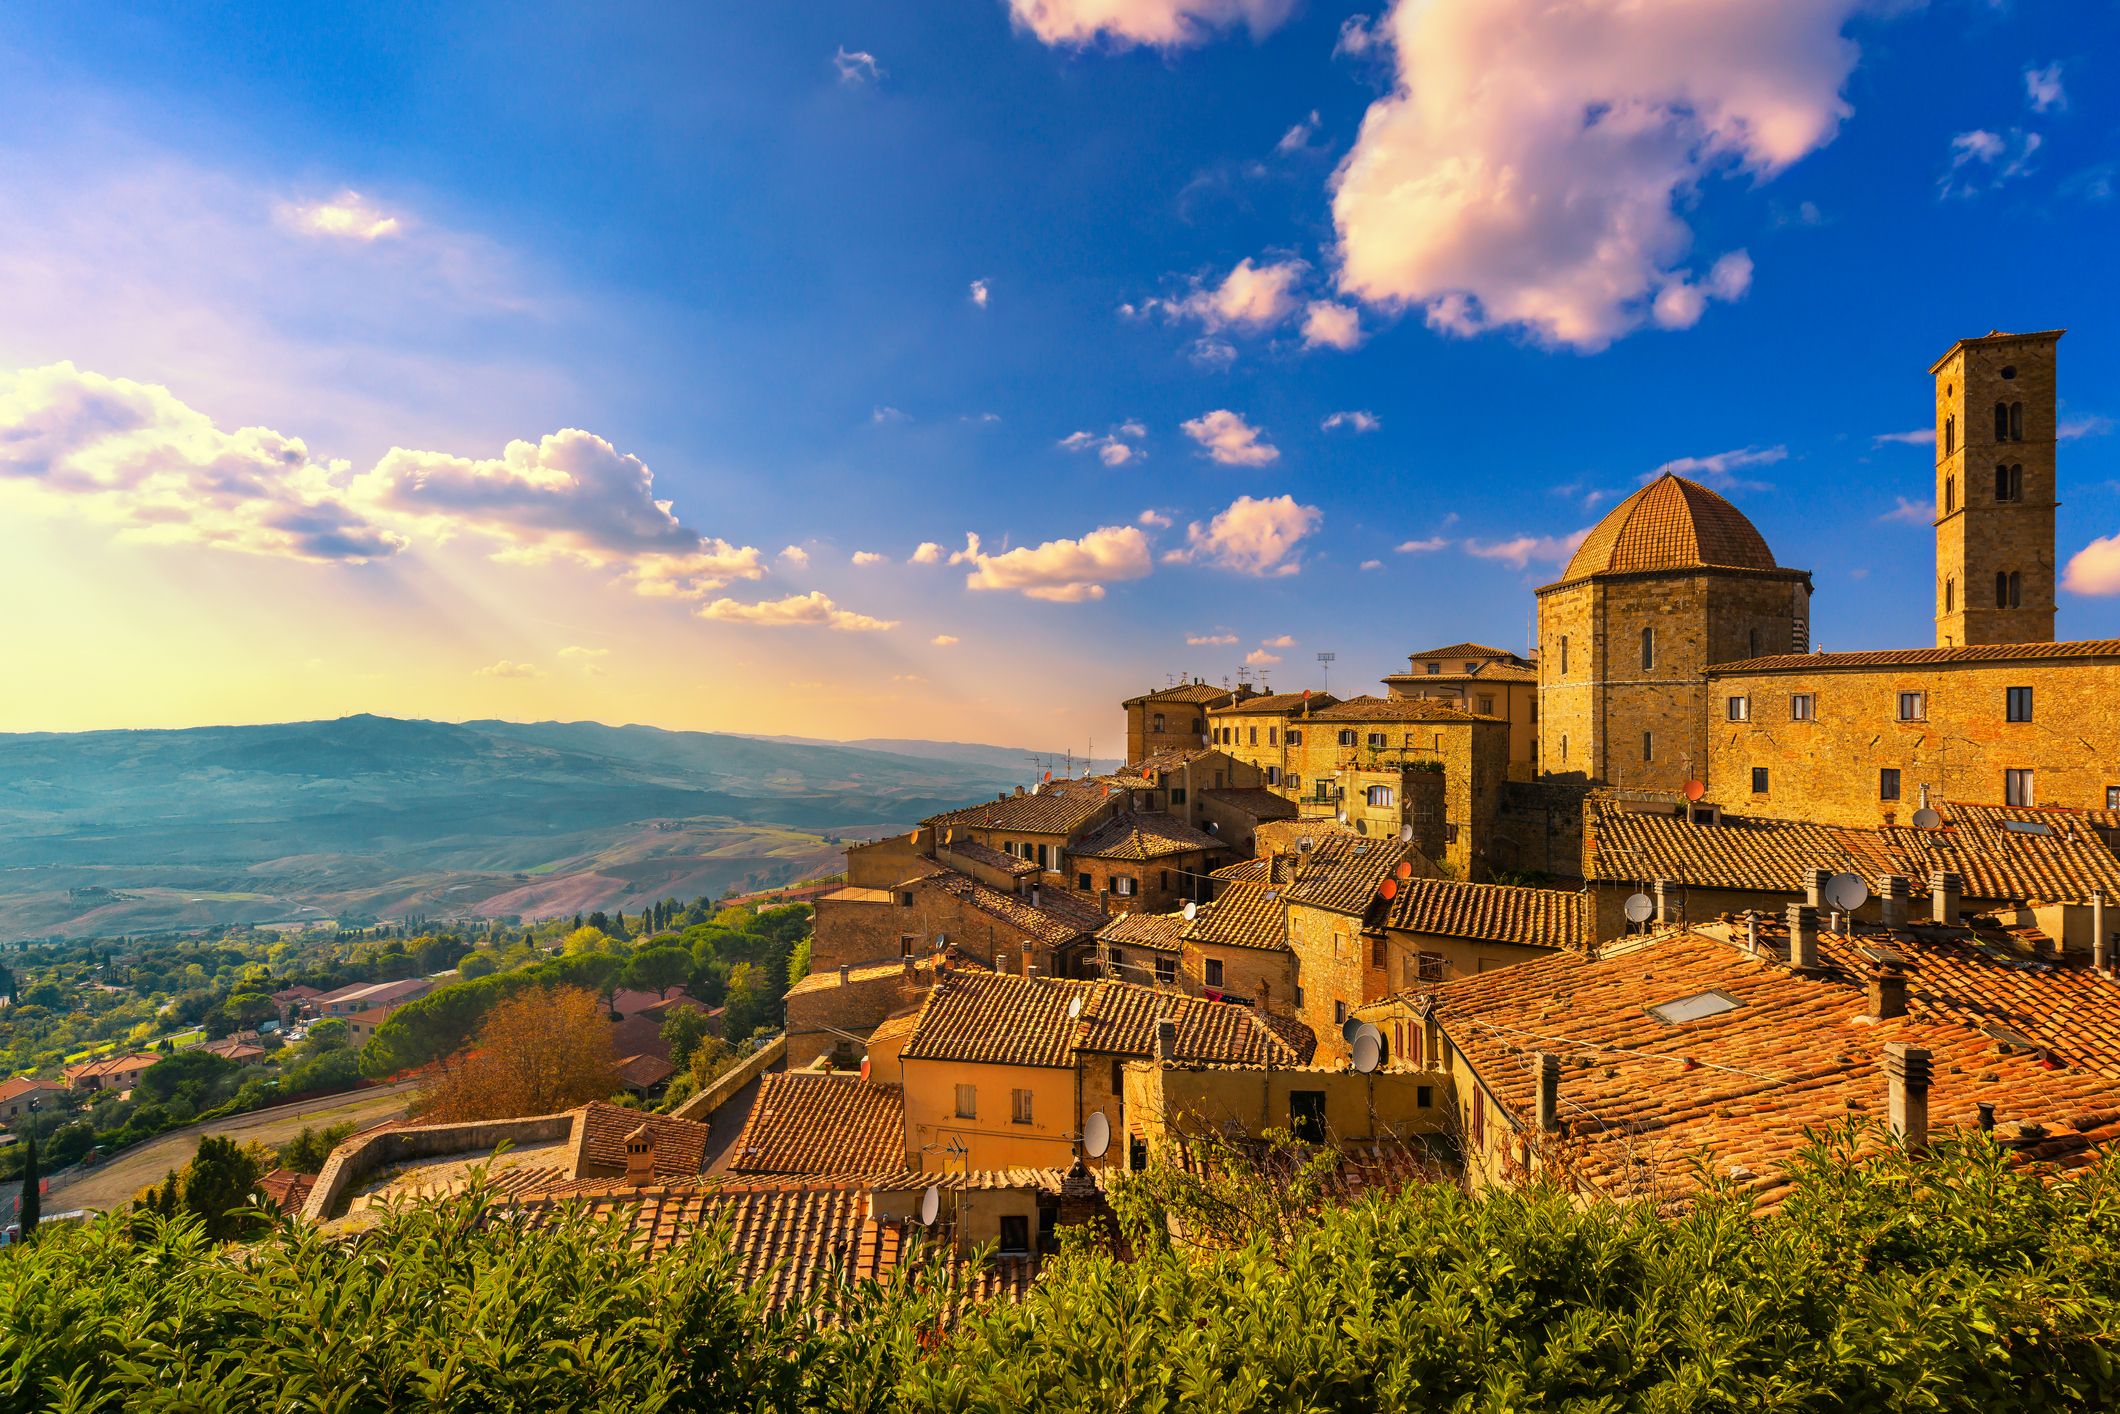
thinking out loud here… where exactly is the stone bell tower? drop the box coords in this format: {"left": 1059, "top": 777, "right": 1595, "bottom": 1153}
{"left": 1931, "top": 329, "right": 2062, "bottom": 647}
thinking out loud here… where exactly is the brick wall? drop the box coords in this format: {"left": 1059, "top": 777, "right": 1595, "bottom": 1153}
{"left": 785, "top": 965, "right": 930, "bottom": 1068}
{"left": 1933, "top": 335, "right": 2059, "bottom": 647}
{"left": 1284, "top": 902, "right": 1387, "bottom": 1060}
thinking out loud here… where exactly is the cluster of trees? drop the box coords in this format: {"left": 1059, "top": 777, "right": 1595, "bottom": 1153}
{"left": 6, "top": 1129, "right": 2120, "bottom": 1408}
{"left": 132, "top": 1135, "right": 272, "bottom": 1243}
{"left": 415, "top": 989, "right": 620, "bottom": 1124}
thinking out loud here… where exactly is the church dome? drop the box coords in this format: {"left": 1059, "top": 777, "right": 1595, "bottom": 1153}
{"left": 1556, "top": 474, "right": 1778, "bottom": 585}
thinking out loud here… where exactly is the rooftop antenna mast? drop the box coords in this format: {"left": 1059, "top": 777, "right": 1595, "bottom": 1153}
{"left": 1316, "top": 651, "right": 1335, "bottom": 693}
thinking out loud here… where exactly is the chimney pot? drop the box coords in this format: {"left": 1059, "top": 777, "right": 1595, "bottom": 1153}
{"left": 1652, "top": 879, "right": 1675, "bottom": 926}
{"left": 995, "top": 952, "right": 1008, "bottom": 976}
{"left": 1880, "top": 874, "right": 1911, "bottom": 929}
{"left": 1745, "top": 912, "right": 1761, "bottom": 955}
{"left": 1977, "top": 1101, "right": 1996, "bottom": 1132}
{"left": 1786, "top": 904, "right": 1820, "bottom": 970}
{"left": 624, "top": 1121, "right": 656, "bottom": 1187}
{"left": 1884, "top": 1042, "right": 1932, "bottom": 1152}
{"left": 1534, "top": 1051, "right": 1561, "bottom": 1133}
{"left": 1867, "top": 968, "right": 1909, "bottom": 1020}
{"left": 1155, "top": 1018, "right": 1178, "bottom": 1061}
{"left": 838, "top": 963, "right": 850, "bottom": 986}
{"left": 1931, "top": 871, "right": 1964, "bottom": 927}
{"left": 1027, "top": 965, "right": 1038, "bottom": 980}
{"left": 1804, "top": 868, "right": 1830, "bottom": 909}
{"left": 2094, "top": 890, "right": 2111, "bottom": 973}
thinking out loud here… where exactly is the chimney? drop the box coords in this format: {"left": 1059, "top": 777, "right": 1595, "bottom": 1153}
{"left": 995, "top": 953, "right": 1008, "bottom": 977}
{"left": 1879, "top": 875, "right": 1911, "bottom": 929}
{"left": 624, "top": 1122, "right": 656, "bottom": 1187}
{"left": 1867, "top": 968, "right": 1909, "bottom": 1020}
{"left": 1884, "top": 1042, "right": 1932, "bottom": 1152}
{"left": 1744, "top": 911, "right": 1761, "bottom": 955}
{"left": 1804, "top": 868, "right": 1829, "bottom": 909}
{"left": 1786, "top": 904, "right": 1819, "bottom": 970}
{"left": 2095, "top": 891, "right": 2110, "bottom": 973}
{"left": 1155, "top": 1018, "right": 1178, "bottom": 1061}
{"left": 1534, "top": 1051, "right": 1561, "bottom": 1133}
{"left": 1652, "top": 878, "right": 1675, "bottom": 925}
{"left": 1931, "top": 871, "right": 1963, "bottom": 927}
{"left": 902, "top": 955, "right": 916, "bottom": 980}
{"left": 1977, "top": 1101, "right": 1996, "bottom": 1133}
{"left": 838, "top": 963, "right": 850, "bottom": 986}
{"left": 1029, "top": 886, "right": 1041, "bottom": 909}
{"left": 1027, "top": 965, "right": 1039, "bottom": 981}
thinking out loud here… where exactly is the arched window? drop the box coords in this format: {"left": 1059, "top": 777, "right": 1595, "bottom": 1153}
{"left": 1640, "top": 626, "right": 1655, "bottom": 671}
{"left": 1995, "top": 402, "right": 2011, "bottom": 441}
{"left": 1748, "top": 627, "right": 1760, "bottom": 658}
{"left": 1945, "top": 416, "right": 1955, "bottom": 455}
{"left": 1365, "top": 785, "right": 1395, "bottom": 808}
{"left": 2008, "top": 571, "right": 2022, "bottom": 607}
{"left": 1151, "top": 712, "right": 1165, "bottom": 733}
{"left": 1945, "top": 476, "right": 1955, "bottom": 514}
{"left": 1944, "top": 577, "right": 1954, "bottom": 612}
{"left": 1996, "top": 571, "right": 2014, "bottom": 609}
{"left": 2010, "top": 402, "right": 2024, "bottom": 441}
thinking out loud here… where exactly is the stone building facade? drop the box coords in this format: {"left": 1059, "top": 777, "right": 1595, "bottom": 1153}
{"left": 1932, "top": 329, "right": 2062, "bottom": 647}
{"left": 1382, "top": 643, "right": 1541, "bottom": 780}
{"left": 1122, "top": 680, "right": 1252, "bottom": 763}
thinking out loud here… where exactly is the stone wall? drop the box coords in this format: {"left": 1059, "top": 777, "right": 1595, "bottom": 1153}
{"left": 785, "top": 964, "right": 929, "bottom": 1069}
{"left": 1933, "top": 334, "right": 2059, "bottom": 647}
{"left": 671, "top": 1033, "right": 787, "bottom": 1122}
{"left": 1285, "top": 901, "right": 1387, "bottom": 1061}
{"left": 301, "top": 1112, "right": 575, "bottom": 1223}
{"left": 1492, "top": 780, "right": 1590, "bottom": 881}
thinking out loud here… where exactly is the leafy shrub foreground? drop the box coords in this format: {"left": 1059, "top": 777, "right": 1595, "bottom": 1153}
{"left": 6, "top": 1130, "right": 2120, "bottom": 1412}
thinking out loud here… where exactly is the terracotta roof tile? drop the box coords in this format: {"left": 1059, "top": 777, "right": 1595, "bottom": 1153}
{"left": 1182, "top": 880, "right": 1288, "bottom": 951}
{"left": 1311, "top": 694, "right": 1498, "bottom": 724}
{"left": 614, "top": 1053, "right": 676, "bottom": 1089}
{"left": 926, "top": 869, "right": 1106, "bottom": 946}
{"left": 940, "top": 838, "right": 1039, "bottom": 876}
{"left": 1285, "top": 834, "right": 1412, "bottom": 915}
{"left": 924, "top": 788, "right": 1113, "bottom": 837}
{"left": 1069, "top": 811, "right": 1221, "bottom": 861}
{"left": 567, "top": 1101, "right": 712, "bottom": 1178}
{"left": 1387, "top": 878, "right": 1587, "bottom": 949}
{"left": 1207, "top": 691, "right": 1337, "bottom": 716}
{"left": 1707, "top": 639, "right": 2120, "bottom": 673}
{"left": 728, "top": 1074, "right": 906, "bottom": 1174}
{"left": 1557, "top": 474, "right": 1782, "bottom": 585}
{"left": 1125, "top": 682, "right": 1243, "bottom": 706}
{"left": 1403, "top": 642, "right": 1523, "bottom": 662}
{"left": 1199, "top": 788, "right": 1298, "bottom": 821}
{"left": 901, "top": 972, "right": 1313, "bottom": 1068}
{"left": 1095, "top": 911, "right": 1187, "bottom": 953}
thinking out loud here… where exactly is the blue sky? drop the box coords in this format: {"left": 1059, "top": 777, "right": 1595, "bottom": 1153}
{"left": 1, "top": 0, "right": 2115, "bottom": 750}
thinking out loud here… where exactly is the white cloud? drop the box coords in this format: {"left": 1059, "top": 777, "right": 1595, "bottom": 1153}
{"left": 1879, "top": 497, "right": 1930, "bottom": 525}
{"left": 698, "top": 590, "right": 898, "bottom": 631}
{"left": 2063, "top": 535, "right": 2120, "bottom": 596}
{"left": 1163, "top": 257, "right": 1308, "bottom": 332}
{"left": 557, "top": 645, "right": 609, "bottom": 661}
{"left": 1464, "top": 528, "right": 1592, "bottom": 570}
{"left": 1277, "top": 111, "right": 1321, "bottom": 153}
{"left": 1873, "top": 428, "right": 1934, "bottom": 447}
{"left": 1245, "top": 648, "right": 1283, "bottom": 666}
{"left": 960, "top": 523, "right": 1153, "bottom": 601}
{"left": 851, "top": 550, "right": 888, "bottom": 566}
{"left": 931, "top": 634, "right": 960, "bottom": 646}
{"left": 476, "top": 659, "right": 543, "bottom": 679}
{"left": 872, "top": 405, "right": 909, "bottom": 424}
{"left": 1322, "top": 410, "right": 1381, "bottom": 433}
{"left": 277, "top": 190, "right": 403, "bottom": 242}
{"left": 780, "top": 544, "right": 811, "bottom": 567}
{"left": 1060, "top": 422, "right": 1148, "bottom": 467}
{"left": 1190, "top": 337, "right": 1239, "bottom": 370}
{"left": 1645, "top": 444, "right": 1785, "bottom": 492}
{"left": 970, "top": 278, "right": 991, "bottom": 307}
{"left": 1181, "top": 409, "right": 1279, "bottom": 467}
{"left": 1332, "top": 0, "right": 1862, "bottom": 350}
{"left": 2061, "top": 415, "right": 2114, "bottom": 440}
{"left": 1360, "top": 558, "right": 1384, "bottom": 570}
{"left": 1006, "top": 0, "right": 1296, "bottom": 49}
{"left": 910, "top": 541, "right": 946, "bottom": 565}
{"left": 1261, "top": 634, "right": 1296, "bottom": 648}
{"left": 1170, "top": 494, "right": 1321, "bottom": 576}
{"left": 1395, "top": 536, "right": 1447, "bottom": 553}
{"left": 1301, "top": 300, "right": 1363, "bottom": 350}
{"left": 2025, "top": 62, "right": 2066, "bottom": 114}
{"left": 1187, "top": 632, "right": 1239, "bottom": 645}
{"left": 1335, "top": 13, "right": 1383, "bottom": 57}
{"left": 1138, "top": 509, "right": 1173, "bottom": 529}
{"left": 1942, "top": 129, "right": 2041, "bottom": 197}
{"left": 834, "top": 47, "right": 884, "bottom": 84}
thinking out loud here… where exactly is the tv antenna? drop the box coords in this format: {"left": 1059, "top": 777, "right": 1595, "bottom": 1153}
{"left": 1316, "top": 651, "right": 1335, "bottom": 693}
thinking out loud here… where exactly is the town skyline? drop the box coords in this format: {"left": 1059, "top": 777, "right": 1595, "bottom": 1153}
{"left": 3, "top": 2, "right": 2116, "bottom": 751}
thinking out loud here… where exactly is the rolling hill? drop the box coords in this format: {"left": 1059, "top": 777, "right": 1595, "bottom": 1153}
{"left": 0, "top": 715, "right": 1039, "bottom": 940}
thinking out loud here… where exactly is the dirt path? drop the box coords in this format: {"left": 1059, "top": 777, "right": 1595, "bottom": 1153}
{"left": 47, "top": 1082, "right": 419, "bottom": 1213}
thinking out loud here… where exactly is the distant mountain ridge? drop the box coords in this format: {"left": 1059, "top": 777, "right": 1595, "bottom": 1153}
{"left": 0, "top": 714, "right": 1039, "bottom": 939}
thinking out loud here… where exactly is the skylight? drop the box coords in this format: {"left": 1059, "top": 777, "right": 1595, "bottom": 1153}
{"left": 1646, "top": 989, "right": 1742, "bottom": 1026}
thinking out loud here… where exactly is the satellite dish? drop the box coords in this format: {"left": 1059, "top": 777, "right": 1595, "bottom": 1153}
{"left": 1912, "top": 807, "right": 1943, "bottom": 829}
{"left": 1337, "top": 812, "right": 1349, "bottom": 825}
{"left": 1394, "top": 861, "right": 1414, "bottom": 880}
{"left": 1082, "top": 1110, "right": 1111, "bottom": 1159}
{"left": 1357, "top": 1021, "right": 1385, "bottom": 1058}
{"left": 1066, "top": 994, "right": 1084, "bottom": 1020}
{"left": 1826, "top": 873, "right": 1870, "bottom": 913}
{"left": 859, "top": 1057, "right": 871, "bottom": 1082}
{"left": 1399, "top": 825, "right": 1413, "bottom": 843}
{"left": 1351, "top": 1033, "right": 1381, "bottom": 1073}
{"left": 1298, "top": 837, "right": 1315, "bottom": 853}
{"left": 1341, "top": 1015, "right": 1364, "bottom": 1045}
{"left": 1624, "top": 892, "right": 1654, "bottom": 924}
{"left": 907, "top": 831, "right": 920, "bottom": 844}
{"left": 1684, "top": 779, "right": 1707, "bottom": 802}
{"left": 918, "top": 1185, "right": 940, "bottom": 1226}
{"left": 1204, "top": 820, "right": 1218, "bottom": 832}
{"left": 1182, "top": 901, "right": 1198, "bottom": 921}
{"left": 933, "top": 933, "right": 947, "bottom": 950}
{"left": 1379, "top": 877, "right": 1399, "bottom": 901}
{"left": 944, "top": 828, "right": 955, "bottom": 844}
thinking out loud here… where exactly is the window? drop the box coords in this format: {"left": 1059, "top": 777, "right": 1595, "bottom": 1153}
{"left": 1011, "top": 1088, "right": 1033, "bottom": 1125}
{"left": 1559, "top": 636, "right": 1569, "bottom": 675}
{"left": 1287, "top": 729, "right": 1302, "bottom": 745}
{"left": 1267, "top": 727, "right": 1278, "bottom": 746}
{"left": 1646, "top": 989, "right": 1742, "bottom": 1025}
{"left": 1880, "top": 768, "right": 1901, "bottom": 801}
{"left": 1337, "top": 729, "right": 1356, "bottom": 747}
{"left": 2001, "top": 364, "right": 2017, "bottom": 380}
{"left": 1944, "top": 415, "right": 1955, "bottom": 455}
{"left": 1998, "top": 463, "right": 2023, "bottom": 502}
{"left": 1334, "top": 1001, "right": 1349, "bottom": 1026}
{"left": 1366, "top": 785, "right": 1396, "bottom": 808}
{"left": 1748, "top": 627, "right": 1760, "bottom": 658}
{"left": 1425, "top": 662, "right": 1441, "bottom": 674}
{"left": 1372, "top": 936, "right": 1387, "bottom": 968}
{"left": 2108, "top": 786, "right": 2120, "bottom": 811}
{"left": 1248, "top": 726, "right": 1258, "bottom": 745}
{"left": 1290, "top": 1090, "right": 1327, "bottom": 1143}
{"left": 1416, "top": 1085, "right": 1434, "bottom": 1109}
{"left": 1898, "top": 691, "right": 1925, "bottom": 722}
{"left": 954, "top": 1084, "right": 977, "bottom": 1119}
{"left": 1476, "top": 694, "right": 1495, "bottom": 715}
{"left": 1155, "top": 957, "right": 1175, "bottom": 984}
{"left": 998, "top": 1215, "right": 1031, "bottom": 1254}
{"left": 1077, "top": 872, "right": 1092, "bottom": 891}
{"left": 1560, "top": 734, "right": 1569, "bottom": 763}
{"left": 1113, "top": 876, "right": 1137, "bottom": 897}
{"left": 1995, "top": 401, "right": 2010, "bottom": 442}
{"left": 900, "top": 934, "right": 916, "bottom": 958}
{"left": 1751, "top": 767, "right": 1770, "bottom": 794}
{"left": 1944, "top": 577, "right": 1954, "bottom": 612}
{"left": 1169, "top": 786, "right": 1186, "bottom": 805}
{"left": 2010, "top": 401, "right": 2024, "bottom": 440}
{"left": 1288, "top": 773, "right": 1302, "bottom": 789}
{"left": 1366, "top": 732, "right": 1387, "bottom": 749}
{"left": 1995, "top": 570, "right": 2023, "bottom": 608}
{"left": 1726, "top": 695, "right": 1750, "bottom": 722}
{"left": 1204, "top": 957, "right": 1224, "bottom": 988}
{"left": 1463, "top": 661, "right": 1478, "bottom": 673}
{"left": 899, "top": 892, "right": 915, "bottom": 908}
{"left": 2006, "top": 769, "right": 2036, "bottom": 807}
{"left": 1112, "top": 1059, "right": 1124, "bottom": 1093}
{"left": 1642, "top": 730, "right": 1655, "bottom": 762}
{"left": 1418, "top": 952, "right": 1446, "bottom": 982}
{"left": 1265, "top": 766, "right": 1280, "bottom": 786}
{"left": 2007, "top": 686, "right": 2033, "bottom": 722}
{"left": 1945, "top": 475, "right": 1955, "bottom": 514}
{"left": 1790, "top": 693, "right": 1814, "bottom": 721}
{"left": 1151, "top": 712, "right": 1165, "bottom": 733}
{"left": 1641, "top": 626, "right": 1656, "bottom": 670}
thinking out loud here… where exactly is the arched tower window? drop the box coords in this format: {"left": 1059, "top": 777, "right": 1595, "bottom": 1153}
{"left": 1995, "top": 402, "right": 2010, "bottom": 441}
{"left": 2008, "top": 571, "right": 2021, "bottom": 607}
{"left": 1748, "top": 627, "right": 1760, "bottom": 658}
{"left": 2010, "top": 402, "right": 2024, "bottom": 441}
{"left": 1997, "top": 464, "right": 2022, "bottom": 502}
{"left": 1945, "top": 476, "right": 1955, "bottom": 514}
{"left": 1944, "top": 416, "right": 1955, "bottom": 455}
{"left": 1944, "top": 577, "right": 1954, "bottom": 612}
{"left": 1995, "top": 572, "right": 2022, "bottom": 609}
{"left": 1640, "top": 626, "right": 1655, "bottom": 671}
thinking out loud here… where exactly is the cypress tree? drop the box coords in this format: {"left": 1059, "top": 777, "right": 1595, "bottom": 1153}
{"left": 18, "top": 1137, "right": 39, "bottom": 1238}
